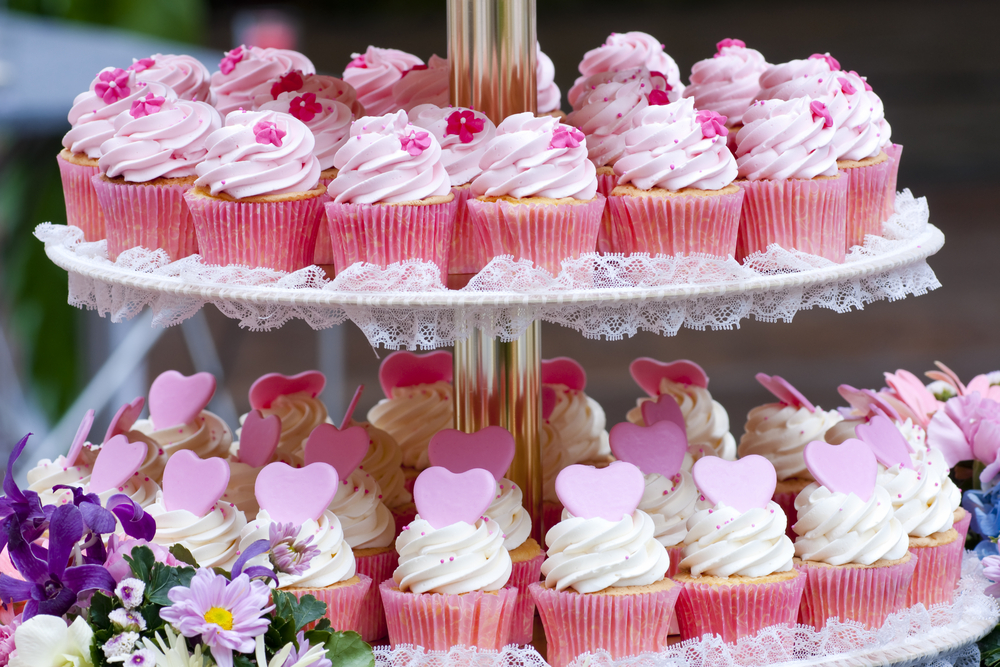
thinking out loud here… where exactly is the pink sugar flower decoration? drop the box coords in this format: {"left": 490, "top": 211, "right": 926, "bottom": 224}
{"left": 849, "top": 71, "right": 875, "bottom": 92}
{"left": 129, "top": 58, "right": 156, "bottom": 73}
{"left": 648, "top": 88, "right": 672, "bottom": 106}
{"left": 400, "top": 129, "right": 432, "bottom": 156}
{"left": 696, "top": 109, "right": 729, "bottom": 138}
{"left": 130, "top": 92, "right": 165, "bottom": 119}
{"left": 838, "top": 77, "right": 858, "bottom": 96}
{"left": 253, "top": 120, "right": 286, "bottom": 147}
{"left": 809, "top": 52, "right": 841, "bottom": 71}
{"left": 271, "top": 70, "right": 305, "bottom": 99}
{"left": 219, "top": 46, "right": 245, "bottom": 76}
{"left": 289, "top": 92, "right": 323, "bottom": 122}
{"left": 550, "top": 126, "right": 584, "bottom": 150}
{"left": 716, "top": 38, "right": 746, "bottom": 54}
{"left": 346, "top": 53, "right": 367, "bottom": 69}
{"left": 810, "top": 100, "right": 833, "bottom": 128}
{"left": 445, "top": 109, "right": 485, "bottom": 143}
{"left": 95, "top": 68, "right": 131, "bottom": 105}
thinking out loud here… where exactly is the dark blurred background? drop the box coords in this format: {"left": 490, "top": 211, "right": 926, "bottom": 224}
{"left": 1, "top": 0, "right": 997, "bottom": 463}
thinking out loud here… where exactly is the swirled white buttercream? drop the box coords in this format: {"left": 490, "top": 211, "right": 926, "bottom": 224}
{"left": 350, "top": 420, "right": 412, "bottom": 508}
{"left": 85, "top": 473, "right": 161, "bottom": 509}
{"left": 26, "top": 456, "right": 94, "bottom": 507}
{"left": 683, "top": 42, "right": 769, "bottom": 126}
{"left": 546, "top": 384, "right": 611, "bottom": 463}
{"left": 133, "top": 410, "right": 233, "bottom": 461}
{"left": 570, "top": 31, "right": 683, "bottom": 107}
{"left": 735, "top": 98, "right": 838, "bottom": 180}
{"left": 131, "top": 54, "right": 211, "bottom": 102}
{"left": 392, "top": 55, "right": 449, "bottom": 112}
{"left": 211, "top": 46, "right": 315, "bottom": 116}
{"left": 825, "top": 417, "right": 928, "bottom": 452}
{"left": 738, "top": 404, "right": 843, "bottom": 480}
{"left": 343, "top": 46, "right": 424, "bottom": 117}
{"left": 537, "top": 44, "right": 561, "bottom": 113}
{"left": 394, "top": 516, "right": 512, "bottom": 594}
{"left": 409, "top": 104, "right": 496, "bottom": 186}
{"left": 327, "top": 470, "right": 395, "bottom": 549}
{"left": 640, "top": 470, "right": 698, "bottom": 547}
{"left": 486, "top": 479, "right": 531, "bottom": 550}
{"left": 237, "top": 392, "right": 332, "bottom": 468}
{"left": 681, "top": 500, "right": 794, "bottom": 576}
{"left": 628, "top": 378, "right": 736, "bottom": 460}
{"left": 146, "top": 492, "right": 248, "bottom": 569}
{"left": 877, "top": 445, "right": 960, "bottom": 537}
{"left": 367, "top": 381, "right": 454, "bottom": 470}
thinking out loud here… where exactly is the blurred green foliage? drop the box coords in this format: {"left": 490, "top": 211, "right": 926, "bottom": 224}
{"left": 9, "top": 0, "right": 206, "bottom": 44}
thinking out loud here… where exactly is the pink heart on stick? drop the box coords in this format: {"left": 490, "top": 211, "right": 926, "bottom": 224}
{"left": 414, "top": 467, "right": 496, "bottom": 529}
{"left": 238, "top": 410, "right": 281, "bottom": 467}
{"left": 249, "top": 371, "right": 326, "bottom": 410}
{"left": 803, "top": 439, "right": 877, "bottom": 502}
{"left": 90, "top": 435, "right": 147, "bottom": 495}
{"left": 66, "top": 409, "right": 95, "bottom": 467}
{"left": 162, "top": 450, "right": 230, "bottom": 516}
{"left": 755, "top": 373, "right": 816, "bottom": 412}
{"left": 255, "top": 462, "right": 339, "bottom": 525}
{"left": 609, "top": 421, "right": 687, "bottom": 479}
{"left": 541, "top": 386, "right": 557, "bottom": 421}
{"left": 378, "top": 351, "right": 453, "bottom": 398}
{"left": 555, "top": 461, "right": 645, "bottom": 521}
{"left": 340, "top": 385, "right": 365, "bottom": 429}
{"left": 303, "top": 423, "right": 369, "bottom": 479}
{"left": 692, "top": 455, "right": 776, "bottom": 512}
{"left": 104, "top": 397, "right": 145, "bottom": 443}
{"left": 856, "top": 415, "right": 914, "bottom": 469}
{"left": 630, "top": 358, "right": 709, "bottom": 397}
{"left": 837, "top": 385, "right": 901, "bottom": 422}
{"left": 427, "top": 426, "right": 515, "bottom": 481}
{"left": 640, "top": 395, "right": 686, "bottom": 433}
{"left": 541, "top": 357, "right": 586, "bottom": 391}
{"left": 149, "top": 371, "right": 216, "bottom": 430}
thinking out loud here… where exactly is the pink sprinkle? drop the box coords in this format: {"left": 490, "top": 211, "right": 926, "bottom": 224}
{"left": 440, "top": 559, "right": 444, "bottom": 564}
{"left": 421, "top": 532, "right": 425, "bottom": 536}
{"left": 449, "top": 557, "right": 454, "bottom": 561}
{"left": 716, "top": 525, "right": 720, "bottom": 529}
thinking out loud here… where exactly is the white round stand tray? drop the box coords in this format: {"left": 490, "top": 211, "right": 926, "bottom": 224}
{"left": 371, "top": 553, "right": 998, "bottom": 667}
{"left": 37, "top": 191, "right": 942, "bottom": 349}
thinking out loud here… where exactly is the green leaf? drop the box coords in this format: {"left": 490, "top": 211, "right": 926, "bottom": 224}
{"left": 146, "top": 563, "right": 197, "bottom": 606}
{"left": 323, "top": 631, "right": 374, "bottom": 667}
{"left": 981, "top": 623, "right": 1000, "bottom": 667}
{"left": 168, "top": 544, "right": 199, "bottom": 568}
{"left": 87, "top": 592, "right": 113, "bottom": 629}
{"left": 232, "top": 652, "right": 256, "bottom": 667}
{"left": 123, "top": 546, "right": 155, "bottom": 580}
{"left": 212, "top": 567, "right": 231, "bottom": 579}
{"left": 290, "top": 595, "right": 327, "bottom": 631}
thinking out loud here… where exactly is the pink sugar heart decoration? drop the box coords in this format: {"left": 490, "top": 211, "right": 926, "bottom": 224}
{"left": 640, "top": 395, "right": 686, "bottom": 433}
{"left": 303, "top": 423, "right": 369, "bottom": 479}
{"left": 104, "top": 397, "right": 145, "bottom": 443}
{"left": 541, "top": 357, "right": 587, "bottom": 391}
{"left": 162, "top": 450, "right": 230, "bottom": 516}
{"left": 837, "top": 384, "right": 901, "bottom": 422}
{"left": 149, "top": 370, "right": 216, "bottom": 430}
{"left": 413, "top": 466, "right": 496, "bottom": 529}
{"left": 629, "top": 358, "right": 709, "bottom": 397}
{"left": 541, "top": 386, "right": 557, "bottom": 421}
{"left": 378, "top": 350, "right": 453, "bottom": 398}
{"left": 803, "top": 439, "right": 877, "bottom": 502}
{"left": 755, "top": 373, "right": 816, "bottom": 412}
{"left": 609, "top": 421, "right": 687, "bottom": 479}
{"left": 855, "top": 415, "right": 914, "bottom": 469}
{"left": 255, "top": 462, "right": 339, "bottom": 525}
{"left": 238, "top": 410, "right": 281, "bottom": 467}
{"left": 249, "top": 370, "right": 326, "bottom": 410}
{"left": 66, "top": 409, "right": 95, "bottom": 467}
{"left": 555, "top": 461, "right": 645, "bottom": 521}
{"left": 691, "top": 455, "right": 776, "bottom": 512}
{"left": 427, "top": 426, "right": 515, "bottom": 482}
{"left": 90, "top": 435, "right": 147, "bottom": 495}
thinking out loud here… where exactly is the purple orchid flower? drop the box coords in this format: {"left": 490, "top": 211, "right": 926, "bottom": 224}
{"left": 50, "top": 484, "right": 117, "bottom": 563}
{"left": 230, "top": 539, "right": 277, "bottom": 584}
{"left": 0, "top": 435, "right": 48, "bottom": 552}
{"left": 0, "top": 503, "right": 116, "bottom": 619}
{"left": 106, "top": 494, "right": 156, "bottom": 542}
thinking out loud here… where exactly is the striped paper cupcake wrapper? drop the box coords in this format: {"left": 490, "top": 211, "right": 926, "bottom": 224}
{"left": 595, "top": 171, "right": 618, "bottom": 254}
{"left": 505, "top": 550, "right": 546, "bottom": 645}
{"left": 58, "top": 153, "right": 106, "bottom": 241}
{"left": 842, "top": 154, "right": 891, "bottom": 250}
{"left": 447, "top": 185, "right": 485, "bottom": 275}
{"left": 286, "top": 573, "right": 372, "bottom": 633}
{"left": 906, "top": 530, "right": 963, "bottom": 608}
{"left": 881, "top": 143, "right": 903, "bottom": 222}
{"left": 313, "top": 172, "right": 337, "bottom": 265}
{"left": 354, "top": 550, "right": 399, "bottom": 642}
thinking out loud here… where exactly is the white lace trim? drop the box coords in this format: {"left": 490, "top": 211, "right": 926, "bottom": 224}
{"left": 372, "top": 552, "right": 997, "bottom": 667}
{"left": 36, "top": 190, "right": 941, "bottom": 350}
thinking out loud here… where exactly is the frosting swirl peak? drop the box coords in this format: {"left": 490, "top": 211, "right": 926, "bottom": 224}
{"left": 409, "top": 105, "right": 496, "bottom": 187}
{"left": 735, "top": 98, "right": 838, "bottom": 180}
{"left": 683, "top": 41, "right": 769, "bottom": 126}
{"left": 394, "top": 516, "right": 512, "bottom": 594}
{"left": 343, "top": 46, "right": 424, "bottom": 117}
{"left": 211, "top": 45, "right": 315, "bottom": 116}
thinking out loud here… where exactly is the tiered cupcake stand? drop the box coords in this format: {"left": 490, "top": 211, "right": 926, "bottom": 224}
{"left": 33, "top": 0, "right": 998, "bottom": 664}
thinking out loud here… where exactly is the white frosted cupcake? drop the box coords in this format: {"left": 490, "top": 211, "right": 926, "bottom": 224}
{"left": 132, "top": 371, "right": 233, "bottom": 461}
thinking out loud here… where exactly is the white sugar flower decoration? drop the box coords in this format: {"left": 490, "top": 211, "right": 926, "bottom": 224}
{"left": 109, "top": 609, "right": 147, "bottom": 632}
{"left": 10, "top": 615, "right": 94, "bottom": 667}
{"left": 116, "top": 578, "right": 146, "bottom": 609}
{"left": 104, "top": 632, "right": 140, "bottom": 661}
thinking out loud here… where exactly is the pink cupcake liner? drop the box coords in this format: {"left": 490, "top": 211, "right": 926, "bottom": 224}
{"left": 735, "top": 175, "right": 848, "bottom": 263}
{"left": 595, "top": 171, "right": 618, "bottom": 254}
{"left": 447, "top": 185, "right": 485, "bottom": 275}
{"left": 390, "top": 504, "right": 418, "bottom": 537}
{"left": 881, "top": 144, "right": 903, "bottom": 222}
{"left": 505, "top": 551, "right": 546, "bottom": 645}
{"left": 379, "top": 579, "right": 517, "bottom": 650}
{"left": 906, "top": 532, "right": 964, "bottom": 608}
{"left": 773, "top": 491, "right": 800, "bottom": 542}
{"left": 529, "top": 580, "right": 681, "bottom": 667}
{"left": 666, "top": 545, "right": 683, "bottom": 579}
{"left": 955, "top": 508, "right": 971, "bottom": 545}
{"left": 842, "top": 154, "right": 891, "bottom": 250}
{"left": 184, "top": 191, "right": 326, "bottom": 272}
{"left": 287, "top": 573, "right": 372, "bottom": 632}
{"left": 313, "top": 174, "right": 336, "bottom": 265}
{"left": 324, "top": 198, "right": 457, "bottom": 282}
{"left": 674, "top": 572, "right": 805, "bottom": 643}
{"left": 606, "top": 187, "right": 744, "bottom": 259}
{"left": 58, "top": 154, "right": 106, "bottom": 241}
{"left": 795, "top": 555, "right": 917, "bottom": 630}
{"left": 354, "top": 550, "right": 399, "bottom": 642}
{"left": 467, "top": 195, "right": 605, "bottom": 276}
{"left": 91, "top": 176, "right": 198, "bottom": 262}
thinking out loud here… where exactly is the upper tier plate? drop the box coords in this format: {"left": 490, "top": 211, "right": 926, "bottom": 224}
{"left": 38, "top": 190, "right": 941, "bottom": 350}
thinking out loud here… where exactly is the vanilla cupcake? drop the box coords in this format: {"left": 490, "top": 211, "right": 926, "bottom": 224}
{"left": 342, "top": 46, "right": 424, "bottom": 116}
{"left": 569, "top": 31, "right": 683, "bottom": 109}
{"left": 240, "top": 371, "right": 331, "bottom": 468}
{"left": 210, "top": 45, "right": 315, "bottom": 116}
{"left": 683, "top": 39, "right": 770, "bottom": 144}
{"left": 129, "top": 54, "right": 211, "bottom": 102}
{"left": 132, "top": 371, "right": 233, "bottom": 460}
{"left": 250, "top": 70, "right": 364, "bottom": 117}
{"left": 26, "top": 410, "right": 100, "bottom": 506}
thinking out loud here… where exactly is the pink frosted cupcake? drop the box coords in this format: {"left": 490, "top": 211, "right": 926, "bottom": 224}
{"left": 94, "top": 95, "right": 220, "bottom": 261}
{"left": 793, "top": 439, "right": 917, "bottom": 629}
{"left": 410, "top": 104, "right": 497, "bottom": 275}
{"left": 129, "top": 54, "right": 212, "bottom": 102}
{"left": 569, "top": 31, "right": 684, "bottom": 109}
{"left": 674, "top": 455, "right": 804, "bottom": 643}
{"left": 536, "top": 44, "right": 562, "bottom": 116}
{"left": 342, "top": 46, "right": 424, "bottom": 117}
{"left": 250, "top": 70, "right": 365, "bottom": 118}
{"left": 325, "top": 110, "right": 456, "bottom": 281}
{"left": 734, "top": 97, "right": 847, "bottom": 262}
{"left": 185, "top": 109, "right": 325, "bottom": 272}
{"left": 609, "top": 98, "right": 743, "bottom": 258}
{"left": 530, "top": 461, "right": 677, "bottom": 667}
{"left": 382, "top": 467, "right": 517, "bottom": 650}
{"left": 467, "top": 113, "right": 603, "bottom": 275}
{"left": 391, "top": 54, "right": 449, "bottom": 112}
{"left": 210, "top": 45, "right": 315, "bottom": 116}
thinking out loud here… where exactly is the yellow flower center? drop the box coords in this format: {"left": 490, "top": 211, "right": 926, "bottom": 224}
{"left": 204, "top": 607, "right": 234, "bottom": 631}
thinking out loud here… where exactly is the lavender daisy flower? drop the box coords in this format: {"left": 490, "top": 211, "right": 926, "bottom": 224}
{"left": 109, "top": 608, "right": 147, "bottom": 631}
{"left": 116, "top": 577, "right": 146, "bottom": 609}
{"left": 159, "top": 569, "right": 273, "bottom": 667}
{"left": 269, "top": 523, "right": 320, "bottom": 576}
{"left": 103, "top": 631, "right": 140, "bottom": 660}
{"left": 122, "top": 648, "right": 156, "bottom": 667}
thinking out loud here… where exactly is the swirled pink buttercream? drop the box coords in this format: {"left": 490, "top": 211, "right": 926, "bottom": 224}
{"left": 614, "top": 98, "right": 737, "bottom": 191}
{"left": 131, "top": 54, "right": 212, "bottom": 102}
{"left": 571, "top": 31, "right": 683, "bottom": 105}
{"left": 194, "top": 109, "right": 321, "bottom": 198}
{"left": 755, "top": 53, "right": 840, "bottom": 101}
{"left": 327, "top": 110, "right": 450, "bottom": 204}
{"left": 537, "top": 44, "right": 561, "bottom": 113}
{"left": 566, "top": 67, "right": 658, "bottom": 167}
{"left": 826, "top": 71, "right": 889, "bottom": 161}
{"left": 258, "top": 90, "right": 354, "bottom": 171}
{"left": 569, "top": 67, "right": 673, "bottom": 111}
{"left": 735, "top": 98, "right": 838, "bottom": 180}
{"left": 99, "top": 99, "right": 222, "bottom": 181}
{"left": 470, "top": 112, "right": 598, "bottom": 200}
{"left": 250, "top": 72, "right": 365, "bottom": 118}
{"left": 343, "top": 46, "right": 424, "bottom": 116}
{"left": 682, "top": 40, "right": 769, "bottom": 126}
{"left": 409, "top": 104, "right": 496, "bottom": 186}
{"left": 392, "top": 55, "right": 449, "bottom": 112}
{"left": 210, "top": 45, "right": 315, "bottom": 116}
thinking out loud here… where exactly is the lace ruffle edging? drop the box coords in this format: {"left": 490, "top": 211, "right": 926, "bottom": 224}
{"left": 36, "top": 190, "right": 940, "bottom": 349}
{"left": 371, "top": 552, "right": 997, "bottom": 667}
